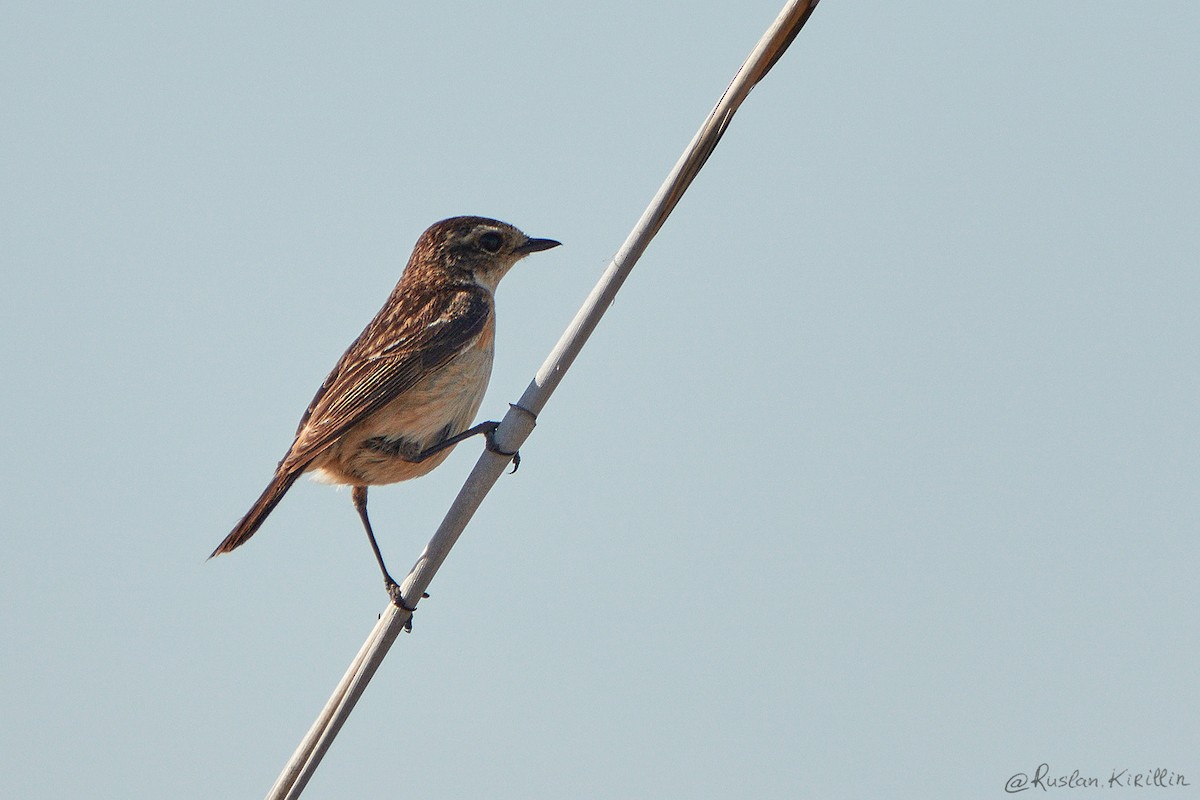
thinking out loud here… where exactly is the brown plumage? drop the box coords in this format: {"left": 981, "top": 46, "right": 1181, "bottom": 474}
{"left": 211, "top": 216, "right": 560, "bottom": 605}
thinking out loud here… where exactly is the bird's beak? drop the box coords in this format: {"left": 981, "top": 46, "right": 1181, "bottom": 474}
{"left": 515, "top": 236, "right": 562, "bottom": 254}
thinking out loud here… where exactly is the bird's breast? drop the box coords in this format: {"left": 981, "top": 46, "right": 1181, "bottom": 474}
{"left": 310, "top": 322, "right": 496, "bottom": 486}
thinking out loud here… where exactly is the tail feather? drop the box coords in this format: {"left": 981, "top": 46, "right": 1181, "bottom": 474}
{"left": 211, "top": 470, "right": 302, "bottom": 558}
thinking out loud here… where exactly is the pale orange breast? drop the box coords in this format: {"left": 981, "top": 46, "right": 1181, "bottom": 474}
{"left": 309, "top": 316, "right": 496, "bottom": 486}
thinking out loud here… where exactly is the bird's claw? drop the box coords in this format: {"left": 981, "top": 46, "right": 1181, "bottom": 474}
{"left": 386, "top": 581, "right": 425, "bottom": 632}
{"left": 484, "top": 425, "right": 521, "bottom": 473}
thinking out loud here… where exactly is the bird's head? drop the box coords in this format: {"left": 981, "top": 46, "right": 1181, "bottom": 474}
{"left": 407, "top": 216, "right": 561, "bottom": 292}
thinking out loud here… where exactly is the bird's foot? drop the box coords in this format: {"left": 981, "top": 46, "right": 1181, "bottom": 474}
{"left": 385, "top": 581, "right": 429, "bottom": 632}
{"left": 483, "top": 423, "right": 521, "bottom": 473}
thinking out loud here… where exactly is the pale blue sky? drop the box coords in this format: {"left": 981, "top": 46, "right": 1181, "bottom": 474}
{"left": 2, "top": 3, "right": 1198, "bottom": 798}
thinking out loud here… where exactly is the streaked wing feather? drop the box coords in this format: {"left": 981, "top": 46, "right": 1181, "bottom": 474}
{"left": 281, "top": 289, "right": 490, "bottom": 470}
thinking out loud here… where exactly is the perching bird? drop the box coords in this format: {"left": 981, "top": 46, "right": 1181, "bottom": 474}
{"left": 211, "top": 216, "right": 560, "bottom": 608}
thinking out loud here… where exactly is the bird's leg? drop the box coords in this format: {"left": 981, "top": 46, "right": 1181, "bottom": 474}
{"left": 351, "top": 486, "right": 418, "bottom": 614}
{"left": 412, "top": 420, "right": 521, "bottom": 473}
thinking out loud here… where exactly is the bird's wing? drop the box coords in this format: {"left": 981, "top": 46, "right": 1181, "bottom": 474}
{"left": 280, "top": 287, "right": 491, "bottom": 471}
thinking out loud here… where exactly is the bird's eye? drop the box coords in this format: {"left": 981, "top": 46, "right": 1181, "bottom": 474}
{"left": 478, "top": 232, "right": 504, "bottom": 253}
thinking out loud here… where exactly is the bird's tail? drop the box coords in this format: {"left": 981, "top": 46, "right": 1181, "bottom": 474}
{"left": 210, "top": 470, "right": 302, "bottom": 558}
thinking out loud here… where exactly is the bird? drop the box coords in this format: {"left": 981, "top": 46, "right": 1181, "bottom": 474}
{"left": 211, "top": 216, "right": 560, "bottom": 609}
